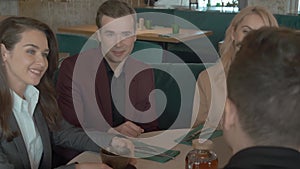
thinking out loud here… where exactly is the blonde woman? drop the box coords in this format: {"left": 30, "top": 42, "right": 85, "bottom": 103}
{"left": 192, "top": 6, "right": 279, "bottom": 128}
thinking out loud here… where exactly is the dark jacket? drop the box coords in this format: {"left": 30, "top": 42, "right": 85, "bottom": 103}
{"left": 56, "top": 47, "right": 159, "bottom": 131}
{"left": 0, "top": 107, "right": 113, "bottom": 169}
{"left": 223, "top": 146, "right": 300, "bottom": 169}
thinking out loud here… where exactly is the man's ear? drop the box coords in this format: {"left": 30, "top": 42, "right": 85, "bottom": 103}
{"left": 224, "top": 98, "right": 238, "bottom": 130}
{"left": 1, "top": 44, "right": 9, "bottom": 62}
{"left": 96, "top": 30, "right": 102, "bottom": 42}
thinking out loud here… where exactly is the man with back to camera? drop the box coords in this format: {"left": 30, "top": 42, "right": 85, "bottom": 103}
{"left": 55, "top": 0, "right": 159, "bottom": 163}
{"left": 222, "top": 27, "right": 300, "bottom": 169}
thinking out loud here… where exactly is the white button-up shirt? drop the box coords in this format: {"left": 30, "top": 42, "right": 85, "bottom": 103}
{"left": 12, "top": 85, "right": 43, "bottom": 169}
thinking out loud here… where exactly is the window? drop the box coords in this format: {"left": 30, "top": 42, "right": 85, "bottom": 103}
{"left": 154, "top": 0, "right": 238, "bottom": 7}
{"left": 209, "top": 0, "right": 237, "bottom": 6}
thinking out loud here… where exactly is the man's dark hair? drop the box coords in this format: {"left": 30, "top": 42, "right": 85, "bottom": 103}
{"left": 227, "top": 27, "right": 300, "bottom": 147}
{"left": 96, "top": 0, "right": 136, "bottom": 29}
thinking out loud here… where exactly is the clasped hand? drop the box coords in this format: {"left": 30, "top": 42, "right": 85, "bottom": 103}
{"left": 111, "top": 121, "right": 145, "bottom": 137}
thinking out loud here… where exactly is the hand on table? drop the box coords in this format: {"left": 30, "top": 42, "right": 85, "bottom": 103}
{"left": 75, "top": 162, "right": 112, "bottom": 169}
{"left": 111, "top": 137, "right": 135, "bottom": 157}
{"left": 114, "top": 121, "right": 144, "bottom": 137}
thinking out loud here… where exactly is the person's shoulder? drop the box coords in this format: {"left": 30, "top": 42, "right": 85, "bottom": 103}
{"left": 198, "top": 63, "right": 224, "bottom": 80}
{"left": 198, "top": 66, "right": 213, "bottom": 82}
{"left": 62, "top": 53, "right": 78, "bottom": 65}
{"left": 59, "top": 54, "right": 78, "bottom": 73}
{"left": 197, "top": 63, "right": 226, "bottom": 91}
{"left": 61, "top": 48, "right": 103, "bottom": 68}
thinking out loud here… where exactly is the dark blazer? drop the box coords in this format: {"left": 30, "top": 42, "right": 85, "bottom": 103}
{"left": 223, "top": 146, "right": 300, "bottom": 169}
{"left": 0, "top": 106, "right": 113, "bottom": 169}
{"left": 56, "top": 48, "right": 159, "bottom": 132}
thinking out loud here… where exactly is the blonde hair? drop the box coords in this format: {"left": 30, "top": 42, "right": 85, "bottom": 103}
{"left": 220, "top": 6, "right": 278, "bottom": 75}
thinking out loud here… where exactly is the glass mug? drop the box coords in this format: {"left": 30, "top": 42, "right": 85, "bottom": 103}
{"left": 172, "top": 24, "right": 180, "bottom": 34}
{"left": 145, "top": 20, "right": 152, "bottom": 29}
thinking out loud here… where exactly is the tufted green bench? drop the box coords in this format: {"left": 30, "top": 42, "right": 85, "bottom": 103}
{"left": 151, "top": 63, "right": 213, "bottom": 129}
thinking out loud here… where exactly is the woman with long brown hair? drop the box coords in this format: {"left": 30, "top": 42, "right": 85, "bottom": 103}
{"left": 0, "top": 16, "right": 131, "bottom": 169}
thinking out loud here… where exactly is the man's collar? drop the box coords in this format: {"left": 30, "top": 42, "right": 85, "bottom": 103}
{"left": 104, "top": 57, "right": 128, "bottom": 78}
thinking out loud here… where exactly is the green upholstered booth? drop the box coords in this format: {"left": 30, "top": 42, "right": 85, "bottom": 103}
{"left": 135, "top": 8, "right": 175, "bottom": 15}
{"left": 151, "top": 63, "right": 213, "bottom": 129}
{"left": 275, "top": 14, "right": 300, "bottom": 29}
{"left": 56, "top": 33, "right": 90, "bottom": 56}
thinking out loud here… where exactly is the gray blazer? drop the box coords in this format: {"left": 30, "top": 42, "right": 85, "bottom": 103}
{"left": 0, "top": 107, "right": 114, "bottom": 169}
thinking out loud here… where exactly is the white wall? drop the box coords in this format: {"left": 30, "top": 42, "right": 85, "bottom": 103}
{"left": 155, "top": 0, "right": 189, "bottom": 6}
{"left": 18, "top": 0, "right": 105, "bottom": 32}
{"left": 1, "top": 0, "right": 145, "bottom": 33}
{"left": 0, "top": 0, "right": 18, "bottom": 16}
{"left": 248, "top": 0, "right": 299, "bottom": 14}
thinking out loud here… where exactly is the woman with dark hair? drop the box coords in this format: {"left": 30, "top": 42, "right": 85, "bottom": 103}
{"left": 0, "top": 16, "right": 132, "bottom": 169}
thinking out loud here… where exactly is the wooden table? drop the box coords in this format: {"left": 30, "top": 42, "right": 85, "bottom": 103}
{"left": 68, "top": 129, "right": 232, "bottom": 169}
{"left": 58, "top": 25, "right": 213, "bottom": 49}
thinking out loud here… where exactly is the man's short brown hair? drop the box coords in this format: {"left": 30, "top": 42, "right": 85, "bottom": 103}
{"left": 96, "top": 0, "right": 136, "bottom": 29}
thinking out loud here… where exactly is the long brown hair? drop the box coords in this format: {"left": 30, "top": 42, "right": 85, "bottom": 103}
{"left": 0, "top": 16, "right": 61, "bottom": 140}
{"left": 220, "top": 6, "right": 278, "bottom": 75}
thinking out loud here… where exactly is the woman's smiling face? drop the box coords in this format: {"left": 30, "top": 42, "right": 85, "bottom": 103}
{"left": 1, "top": 29, "right": 49, "bottom": 94}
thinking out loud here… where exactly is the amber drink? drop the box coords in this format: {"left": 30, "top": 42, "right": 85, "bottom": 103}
{"left": 185, "top": 139, "right": 218, "bottom": 169}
